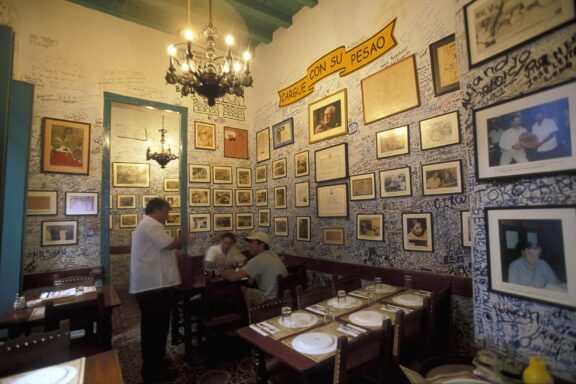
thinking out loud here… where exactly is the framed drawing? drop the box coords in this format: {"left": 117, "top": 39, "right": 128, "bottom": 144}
{"left": 295, "top": 150, "right": 309, "bottom": 177}
{"left": 256, "top": 127, "right": 271, "bottom": 162}
{"left": 236, "top": 213, "right": 254, "bottom": 231}
{"left": 27, "top": 191, "right": 57, "bottom": 216}
{"left": 164, "top": 178, "right": 180, "bottom": 192}
{"left": 274, "top": 217, "right": 289, "bottom": 237}
{"left": 295, "top": 181, "right": 310, "bottom": 208}
{"left": 41, "top": 220, "right": 78, "bottom": 246}
{"left": 422, "top": 160, "right": 463, "bottom": 196}
{"left": 376, "top": 125, "right": 409, "bottom": 159}
{"left": 165, "top": 195, "right": 180, "bottom": 208}
{"left": 323, "top": 228, "right": 344, "bottom": 246}
{"left": 142, "top": 195, "right": 158, "bottom": 208}
{"left": 117, "top": 194, "right": 136, "bottom": 209}
{"left": 189, "top": 188, "right": 210, "bottom": 207}
{"left": 258, "top": 209, "right": 271, "bottom": 227}
{"left": 272, "top": 118, "right": 294, "bottom": 149}
{"left": 420, "top": 111, "right": 460, "bottom": 150}
{"left": 350, "top": 173, "right": 376, "bottom": 201}
{"left": 235, "top": 189, "right": 253, "bottom": 207}
{"left": 224, "top": 127, "right": 249, "bottom": 159}
{"left": 379, "top": 167, "right": 412, "bottom": 198}
{"left": 213, "top": 189, "right": 233, "bottom": 207}
{"left": 255, "top": 189, "right": 268, "bottom": 207}
{"left": 213, "top": 213, "right": 233, "bottom": 232}
{"left": 119, "top": 214, "right": 138, "bottom": 229}
{"left": 272, "top": 158, "right": 287, "bottom": 179}
{"left": 213, "top": 166, "right": 233, "bottom": 184}
{"left": 402, "top": 213, "right": 433, "bottom": 252}
{"left": 308, "top": 89, "right": 348, "bottom": 144}
{"left": 430, "top": 34, "right": 460, "bottom": 96}
{"left": 361, "top": 55, "right": 420, "bottom": 124}
{"left": 189, "top": 164, "right": 211, "bottom": 183}
{"left": 296, "top": 216, "right": 311, "bottom": 242}
{"left": 236, "top": 167, "right": 252, "bottom": 188}
{"left": 166, "top": 212, "right": 181, "bottom": 227}
{"left": 274, "top": 186, "right": 287, "bottom": 209}
{"left": 112, "top": 162, "right": 149, "bottom": 188}
{"left": 189, "top": 213, "right": 211, "bottom": 233}
{"left": 356, "top": 214, "right": 384, "bottom": 241}
{"left": 315, "top": 143, "right": 348, "bottom": 183}
{"left": 255, "top": 165, "right": 267, "bottom": 183}
{"left": 485, "top": 206, "right": 576, "bottom": 308}
{"left": 461, "top": 211, "right": 472, "bottom": 248}
{"left": 317, "top": 183, "right": 348, "bottom": 218}
{"left": 464, "top": 0, "right": 575, "bottom": 68}
{"left": 194, "top": 121, "right": 216, "bottom": 150}
{"left": 474, "top": 80, "right": 576, "bottom": 181}
{"left": 41, "top": 117, "right": 90, "bottom": 175}
{"left": 65, "top": 192, "right": 97, "bottom": 216}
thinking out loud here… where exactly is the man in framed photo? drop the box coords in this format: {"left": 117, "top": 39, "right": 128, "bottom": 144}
{"left": 314, "top": 104, "right": 340, "bottom": 133}
{"left": 530, "top": 111, "right": 559, "bottom": 161}
{"left": 499, "top": 115, "right": 529, "bottom": 165}
{"left": 508, "top": 241, "right": 562, "bottom": 290}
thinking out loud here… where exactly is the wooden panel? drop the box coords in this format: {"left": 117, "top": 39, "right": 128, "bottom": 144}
{"left": 23, "top": 267, "right": 103, "bottom": 290}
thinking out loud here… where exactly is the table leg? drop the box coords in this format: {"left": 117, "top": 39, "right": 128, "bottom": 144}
{"left": 170, "top": 290, "right": 182, "bottom": 345}
{"left": 251, "top": 347, "right": 267, "bottom": 384}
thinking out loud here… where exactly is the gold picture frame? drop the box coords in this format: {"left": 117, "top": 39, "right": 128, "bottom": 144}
{"left": 308, "top": 89, "right": 348, "bottom": 144}
{"left": 41, "top": 117, "right": 91, "bottom": 175}
{"left": 194, "top": 121, "right": 216, "bottom": 150}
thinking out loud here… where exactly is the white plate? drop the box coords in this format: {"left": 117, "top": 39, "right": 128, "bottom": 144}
{"left": 327, "top": 296, "right": 361, "bottom": 309}
{"left": 349, "top": 311, "right": 388, "bottom": 327}
{"left": 279, "top": 312, "right": 318, "bottom": 328}
{"left": 11, "top": 366, "right": 77, "bottom": 384}
{"left": 292, "top": 332, "right": 337, "bottom": 355}
{"left": 392, "top": 293, "right": 424, "bottom": 307}
{"left": 375, "top": 284, "right": 396, "bottom": 293}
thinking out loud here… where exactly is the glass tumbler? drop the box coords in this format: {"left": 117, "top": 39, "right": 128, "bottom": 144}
{"left": 281, "top": 306, "right": 292, "bottom": 327}
{"left": 337, "top": 290, "right": 347, "bottom": 305}
{"left": 404, "top": 275, "right": 413, "bottom": 290}
{"left": 324, "top": 306, "right": 335, "bottom": 329}
{"left": 374, "top": 277, "right": 382, "bottom": 292}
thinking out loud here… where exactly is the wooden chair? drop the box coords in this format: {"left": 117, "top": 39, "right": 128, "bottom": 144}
{"left": 426, "top": 283, "right": 451, "bottom": 358}
{"left": 393, "top": 298, "right": 431, "bottom": 367}
{"left": 286, "top": 262, "right": 308, "bottom": 289}
{"left": 277, "top": 272, "right": 306, "bottom": 305}
{"left": 332, "top": 275, "right": 362, "bottom": 292}
{"left": 296, "top": 285, "right": 335, "bottom": 310}
{"left": 54, "top": 275, "right": 95, "bottom": 286}
{"left": 248, "top": 291, "right": 292, "bottom": 324}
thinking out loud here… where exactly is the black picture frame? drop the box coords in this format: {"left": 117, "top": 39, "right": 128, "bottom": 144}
{"left": 429, "top": 34, "right": 460, "bottom": 96}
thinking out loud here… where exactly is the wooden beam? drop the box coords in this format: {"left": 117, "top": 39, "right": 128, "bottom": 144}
{"left": 292, "top": 0, "right": 318, "bottom": 7}
{"left": 225, "top": 0, "right": 292, "bottom": 28}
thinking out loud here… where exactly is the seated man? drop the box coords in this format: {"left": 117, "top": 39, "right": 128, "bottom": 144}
{"left": 508, "top": 241, "right": 560, "bottom": 289}
{"left": 218, "top": 232, "right": 287, "bottom": 306}
{"left": 204, "top": 232, "right": 246, "bottom": 274}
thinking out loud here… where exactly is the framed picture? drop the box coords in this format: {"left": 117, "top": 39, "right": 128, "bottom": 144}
{"left": 189, "top": 164, "right": 211, "bottom": 183}
{"left": 315, "top": 143, "right": 348, "bottom": 183}
{"left": 41, "top": 117, "right": 90, "bottom": 175}
{"left": 64, "top": 192, "right": 97, "bottom": 216}
{"left": 119, "top": 214, "right": 138, "bottom": 229}
{"left": 236, "top": 167, "right": 252, "bottom": 188}
{"left": 379, "top": 167, "right": 412, "bottom": 198}
{"left": 485, "top": 206, "right": 576, "bottom": 308}
{"left": 213, "top": 213, "right": 233, "bottom": 232}
{"left": 357, "top": 214, "right": 384, "bottom": 241}
{"left": 308, "top": 89, "right": 348, "bottom": 144}
{"left": 255, "top": 165, "right": 267, "bottom": 183}
{"left": 142, "top": 195, "right": 158, "bottom": 208}
{"left": 420, "top": 111, "right": 460, "bottom": 150}
{"left": 189, "top": 213, "right": 211, "bottom": 233}
{"left": 323, "top": 228, "right": 344, "bottom": 246}
{"left": 112, "top": 162, "right": 150, "bottom": 188}
{"left": 165, "top": 195, "right": 181, "bottom": 208}
{"left": 461, "top": 211, "right": 472, "bottom": 248}
{"left": 429, "top": 34, "right": 460, "bottom": 96}
{"left": 274, "top": 186, "right": 287, "bottom": 209}
{"left": 27, "top": 191, "right": 57, "bottom": 216}
{"left": 258, "top": 209, "right": 271, "bottom": 227}
{"left": 164, "top": 178, "right": 180, "bottom": 192}
{"left": 361, "top": 55, "right": 420, "bottom": 124}
{"left": 350, "top": 173, "right": 376, "bottom": 201}
{"left": 194, "top": 121, "right": 216, "bottom": 150}
{"left": 296, "top": 216, "right": 311, "bottom": 241}
{"left": 235, "top": 189, "right": 253, "bottom": 207}
{"left": 224, "top": 127, "right": 249, "bottom": 159}
{"left": 272, "top": 158, "right": 287, "bottom": 179}
{"left": 117, "top": 194, "right": 136, "bottom": 209}
{"left": 464, "top": 0, "right": 575, "bottom": 68}
{"left": 272, "top": 118, "right": 294, "bottom": 149}
{"left": 317, "top": 183, "right": 348, "bottom": 218}
{"left": 274, "top": 217, "right": 289, "bottom": 237}
{"left": 255, "top": 189, "right": 268, "bottom": 207}
{"left": 213, "top": 189, "right": 233, "bottom": 207}
{"left": 213, "top": 166, "right": 233, "bottom": 184}
{"left": 402, "top": 213, "right": 433, "bottom": 252}
{"left": 256, "top": 127, "right": 270, "bottom": 162}
{"left": 294, "top": 150, "right": 309, "bottom": 177}
{"left": 422, "top": 160, "right": 463, "bottom": 196}
{"left": 474, "top": 80, "right": 576, "bottom": 181}
{"left": 109, "top": 216, "right": 113, "bottom": 229}
{"left": 166, "top": 212, "right": 181, "bottom": 227}
{"left": 41, "top": 220, "right": 78, "bottom": 246}
{"left": 295, "top": 181, "right": 310, "bottom": 208}
{"left": 376, "top": 125, "right": 409, "bottom": 159}
{"left": 236, "top": 212, "right": 254, "bottom": 231}
{"left": 189, "top": 188, "right": 210, "bottom": 207}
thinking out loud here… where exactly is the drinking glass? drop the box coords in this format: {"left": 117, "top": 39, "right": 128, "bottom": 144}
{"left": 324, "top": 306, "right": 335, "bottom": 329}
{"left": 404, "top": 275, "right": 412, "bottom": 290}
{"left": 337, "top": 290, "right": 346, "bottom": 305}
{"left": 281, "top": 306, "right": 292, "bottom": 327}
{"left": 374, "top": 277, "right": 382, "bottom": 292}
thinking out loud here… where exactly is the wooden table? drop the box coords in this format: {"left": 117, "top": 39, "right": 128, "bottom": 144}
{"left": 85, "top": 350, "right": 124, "bottom": 384}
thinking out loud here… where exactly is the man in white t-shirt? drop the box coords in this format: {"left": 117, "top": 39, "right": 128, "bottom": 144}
{"left": 499, "top": 116, "right": 528, "bottom": 165}
{"left": 531, "top": 112, "right": 559, "bottom": 161}
{"left": 204, "top": 232, "right": 246, "bottom": 273}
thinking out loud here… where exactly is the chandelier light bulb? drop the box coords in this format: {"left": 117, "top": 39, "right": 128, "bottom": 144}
{"left": 223, "top": 62, "right": 230, "bottom": 73}
{"left": 225, "top": 34, "right": 234, "bottom": 46}
{"left": 167, "top": 44, "right": 177, "bottom": 56}
{"left": 146, "top": 140, "right": 152, "bottom": 148}
{"left": 242, "top": 51, "right": 251, "bottom": 61}
{"left": 233, "top": 61, "right": 241, "bottom": 72}
{"left": 181, "top": 62, "right": 189, "bottom": 72}
{"left": 184, "top": 29, "right": 194, "bottom": 41}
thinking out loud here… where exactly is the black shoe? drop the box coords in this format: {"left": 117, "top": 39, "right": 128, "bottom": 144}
{"left": 142, "top": 368, "right": 178, "bottom": 383}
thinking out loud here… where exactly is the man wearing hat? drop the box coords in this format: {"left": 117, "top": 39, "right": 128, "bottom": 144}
{"left": 508, "top": 241, "right": 560, "bottom": 289}
{"left": 219, "top": 231, "right": 288, "bottom": 305}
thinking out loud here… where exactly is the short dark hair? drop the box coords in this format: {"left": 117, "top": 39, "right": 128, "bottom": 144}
{"left": 145, "top": 198, "right": 171, "bottom": 215}
{"left": 220, "top": 232, "right": 236, "bottom": 242}
{"left": 516, "top": 241, "right": 540, "bottom": 253}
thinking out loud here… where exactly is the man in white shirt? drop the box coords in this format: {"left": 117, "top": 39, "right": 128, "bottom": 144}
{"left": 531, "top": 112, "right": 559, "bottom": 161}
{"left": 499, "top": 116, "right": 529, "bottom": 165}
{"left": 204, "top": 232, "right": 246, "bottom": 273}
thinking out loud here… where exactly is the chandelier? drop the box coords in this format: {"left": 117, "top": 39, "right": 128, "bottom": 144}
{"left": 146, "top": 116, "right": 178, "bottom": 168}
{"left": 164, "top": 0, "right": 253, "bottom": 106}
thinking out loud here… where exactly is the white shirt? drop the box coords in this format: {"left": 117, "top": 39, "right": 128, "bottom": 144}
{"left": 130, "top": 215, "right": 181, "bottom": 294}
{"left": 204, "top": 244, "right": 246, "bottom": 268}
{"left": 532, "top": 118, "right": 558, "bottom": 152}
{"left": 499, "top": 127, "right": 527, "bottom": 150}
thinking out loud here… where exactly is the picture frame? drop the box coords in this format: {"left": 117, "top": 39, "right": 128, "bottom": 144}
{"left": 356, "top": 214, "right": 384, "bottom": 241}
{"left": 41, "top": 220, "right": 78, "bottom": 246}
{"left": 119, "top": 214, "right": 138, "bottom": 229}
{"left": 274, "top": 186, "right": 287, "bottom": 209}
{"left": 350, "top": 173, "right": 376, "bottom": 201}
{"left": 109, "top": 216, "right": 113, "bottom": 229}
{"left": 224, "top": 127, "right": 249, "bottom": 159}
{"left": 189, "top": 213, "right": 211, "bottom": 233}
{"left": 213, "top": 166, "right": 233, "bottom": 184}
{"left": 295, "top": 181, "right": 310, "bottom": 208}
{"left": 255, "top": 165, "right": 267, "bottom": 183}
{"left": 379, "top": 167, "right": 412, "bottom": 198}
{"left": 165, "top": 212, "right": 181, "bottom": 227}
{"left": 294, "top": 150, "right": 309, "bottom": 177}
{"left": 402, "top": 213, "right": 433, "bottom": 252}
{"left": 142, "top": 195, "right": 158, "bottom": 208}
{"left": 41, "top": 117, "right": 90, "bottom": 175}
{"left": 461, "top": 211, "right": 472, "bottom": 248}
{"left": 361, "top": 55, "right": 420, "bottom": 125}
{"left": 272, "top": 158, "right": 287, "bottom": 179}
{"left": 112, "top": 162, "right": 150, "bottom": 188}
{"left": 213, "top": 213, "right": 233, "bottom": 232}
{"left": 164, "top": 178, "right": 180, "bottom": 192}
{"left": 189, "top": 188, "right": 210, "bottom": 207}
{"left": 64, "top": 192, "right": 98, "bottom": 216}
{"left": 464, "top": 0, "right": 575, "bottom": 68}
{"left": 485, "top": 206, "right": 576, "bottom": 308}
{"left": 27, "top": 191, "right": 57, "bottom": 216}
{"left": 376, "top": 125, "right": 410, "bottom": 159}
{"left": 256, "top": 127, "right": 271, "bottom": 163}
{"left": 165, "top": 195, "right": 181, "bottom": 208}
{"left": 189, "top": 164, "right": 211, "bottom": 183}
{"left": 117, "top": 194, "right": 136, "bottom": 209}
{"left": 272, "top": 117, "right": 295, "bottom": 149}
{"left": 420, "top": 111, "right": 460, "bottom": 150}
{"left": 258, "top": 209, "right": 271, "bottom": 227}
{"left": 308, "top": 89, "right": 348, "bottom": 144}
{"left": 274, "top": 217, "right": 289, "bottom": 237}
{"left": 296, "top": 216, "right": 311, "bottom": 242}
{"left": 235, "top": 189, "right": 253, "bottom": 207}
{"left": 422, "top": 160, "right": 463, "bottom": 196}
{"left": 255, "top": 189, "right": 268, "bottom": 207}
{"left": 213, "top": 189, "right": 233, "bottom": 207}
{"left": 236, "top": 167, "right": 252, "bottom": 188}
{"left": 236, "top": 212, "right": 254, "bottom": 231}
{"left": 429, "top": 34, "right": 460, "bottom": 96}
{"left": 317, "top": 183, "right": 349, "bottom": 218}
{"left": 474, "top": 80, "right": 576, "bottom": 181}
{"left": 315, "top": 143, "right": 348, "bottom": 183}
{"left": 194, "top": 121, "right": 216, "bottom": 150}
{"left": 323, "top": 228, "right": 344, "bottom": 246}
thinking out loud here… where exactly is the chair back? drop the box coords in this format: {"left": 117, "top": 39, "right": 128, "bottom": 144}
{"left": 277, "top": 272, "right": 305, "bottom": 304}
{"left": 248, "top": 293, "right": 293, "bottom": 324}
{"left": 296, "top": 285, "right": 335, "bottom": 310}
{"left": 286, "top": 262, "right": 308, "bottom": 289}
{"left": 394, "top": 298, "right": 430, "bottom": 365}
{"left": 177, "top": 254, "right": 202, "bottom": 286}
{"left": 203, "top": 277, "right": 244, "bottom": 320}
{"left": 55, "top": 275, "right": 95, "bottom": 286}
{"left": 426, "top": 283, "right": 451, "bottom": 357}
{"left": 332, "top": 275, "right": 362, "bottom": 292}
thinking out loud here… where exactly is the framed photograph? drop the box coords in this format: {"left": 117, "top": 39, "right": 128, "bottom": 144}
{"left": 235, "top": 189, "right": 253, "bottom": 207}
{"left": 119, "top": 214, "right": 138, "bottom": 229}
{"left": 27, "top": 191, "right": 57, "bottom": 216}
{"left": 296, "top": 216, "right": 311, "bottom": 242}
{"left": 461, "top": 211, "right": 472, "bottom": 248}
{"left": 315, "top": 143, "right": 348, "bottom": 183}
{"left": 317, "top": 183, "right": 349, "bottom": 218}
{"left": 213, "top": 213, "right": 233, "bottom": 232}
{"left": 294, "top": 150, "right": 309, "bottom": 177}
{"left": 376, "top": 126, "right": 409, "bottom": 159}
{"left": 274, "top": 217, "right": 289, "bottom": 237}
{"left": 274, "top": 186, "right": 287, "bottom": 209}
{"left": 166, "top": 212, "right": 181, "bottom": 227}
{"left": 361, "top": 55, "right": 420, "bottom": 125}
{"left": 112, "top": 162, "right": 150, "bottom": 188}
{"left": 41, "top": 220, "right": 78, "bottom": 246}
{"left": 272, "top": 158, "right": 287, "bottom": 179}
{"left": 236, "top": 212, "right": 254, "bottom": 231}
{"left": 189, "top": 188, "right": 210, "bottom": 207}
{"left": 402, "top": 213, "right": 433, "bottom": 252}
{"left": 236, "top": 167, "right": 252, "bottom": 188}
{"left": 486, "top": 206, "right": 576, "bottom": 308}
{"left": 224, "top": 127, "right": 249, "bottom": 159}
{"left": 323, "top": 228, "right": 344, "bottom": 246}
{"left": 117, "top": 194, "right": 136, "bottom": 209}
{"left": 164, "top": 178, "right": 180, "bottom": 192}
{"left": 41, "top": 117, "right": 90, "bottom": 175}
{"left": 474, "top": 81, "right": 576, "bottom": 181}
{"left": 308, "top": 89, "right": 348, "bottom": 144}
{"left": 258, "top": 209, "right": 271, "bottom": 227}
{"left": 189, "top": 164, "right": 211, "bottom": 183}
{"left": 350, "top": 173, "right": 376, "bottom": 201}
{"left": 272, "top": 118, "right": 294, "bottom": 149}
{"left": 165, "top": 195, "right": 181, "bottom": 208}
{"left": 256, "top": 127, "right": 271, "bottom": 162}
{"left": 295, "top": 181, "right": 310, "bottom": 208}
{"left": 189, "top": 213, "right": 211, "bottom": 233}
{"left": 379, "top": 167, "right": 412, "bottom": 198}
{"left": 420, "top": 111, "right": 460, "bottom": 150}
{"left": 194, "top": 121, "right": 216, "bottom": 150}
{"left": 142, "top": 195, "right": 158, "bottom": 208}
{"left": 255, "top": 189, "right": 268, "bottom": 207}
{"left": 255, "top": 165, "right": 267, "bottom": 183}
{"left": 213, "top": 166, "right": 233, "bottom": 184}
{"left": 213, "top": 189, "right": 233, "bottom": 207}
{"left": 464, "top": 0, "right": 575, "bottom": 68}
{"left": 429, "top": 34, "right": 460, "bottom": 96}
{"left": 422, "top": 160, "right": 463, "bottom": 196}
{"left": 64, "top": 192, "right": 97, "bottom": 216}
{"left": 357, "top": 214, "right": 384, "bottom": 241}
